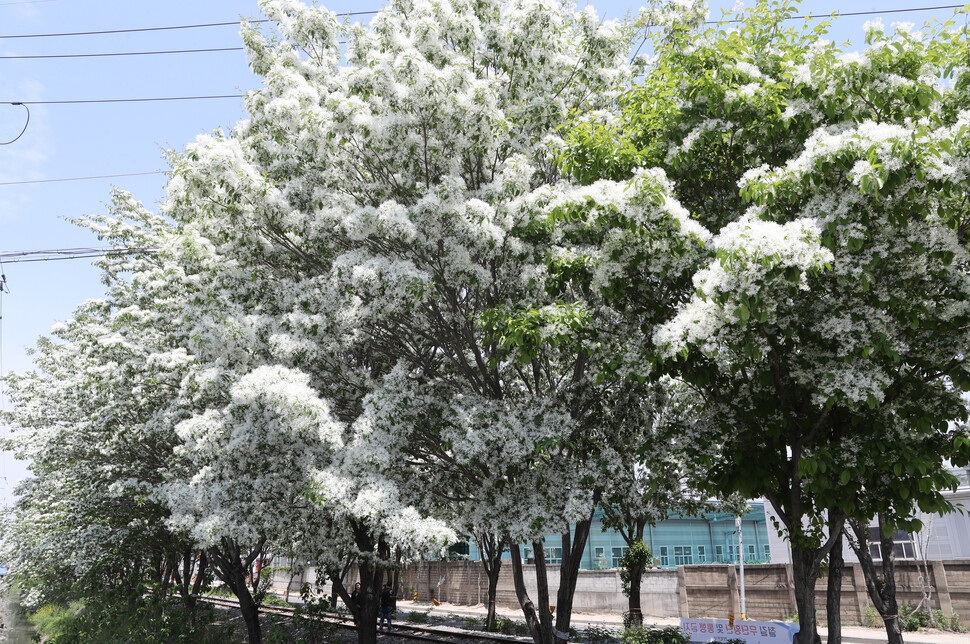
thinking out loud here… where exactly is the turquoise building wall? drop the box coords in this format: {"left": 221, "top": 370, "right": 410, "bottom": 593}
{"left": 467, "top": 503, "right": 771, "bottom": 570}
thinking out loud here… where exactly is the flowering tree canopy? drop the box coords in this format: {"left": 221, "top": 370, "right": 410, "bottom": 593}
{"left": 1, "top": 193, "right": 201, "bottom": 608}
{"left": 561, "top": 3, "right": 970, "bottom": 642}
{"left": 155, "top": 0, "right": 709, "bottom": 642}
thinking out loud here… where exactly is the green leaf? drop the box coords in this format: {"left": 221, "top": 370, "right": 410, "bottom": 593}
{"left": 737, "top": 303, "right": 750, "bottom": 322}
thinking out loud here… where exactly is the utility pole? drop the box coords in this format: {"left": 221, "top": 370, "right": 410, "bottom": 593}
{"left": 736, "top": 516, "right": 746, "bottom": 619}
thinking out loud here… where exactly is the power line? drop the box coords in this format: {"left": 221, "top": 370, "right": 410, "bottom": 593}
{"left": 707, "top": 4, "right": 970, "bottom": 25}
{"left": 5, "top": 96, "right": 242, "bottom": 105}
{"left": 0, "top": 47, "right": 244, "bottom": 59}
{"left": 0, "top": 10, "right": 380, "bottom": 39}
{"left": 0, "top": 171, "right": 165, "bottom": 186}
{"left": 0, "top": 103, "right": 28, "bottom": 145}
{"left": 631, "top": 3, "right": 970, "bottom": 62}
{"left": 0, "top": 248, "right": 156, "bottom": 264}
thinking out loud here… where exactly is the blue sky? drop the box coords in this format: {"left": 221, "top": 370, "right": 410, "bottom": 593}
{"left": 0, "top": 0, "right": 965, "bottom": 501}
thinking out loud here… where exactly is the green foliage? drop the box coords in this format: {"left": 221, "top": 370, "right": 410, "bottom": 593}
{"left": 478, "top": 303, "right": 593, "bottom": 367}
{"left": 493, "top": 616, "right": 531, "bottom": 636}
{"left": 619, "top": 540, "right": 653, "bottom": 598}
{"left": 406, "top": 610, "right": 429, "bottom": 623}
{"left": 582, "top": 624, "right": 621, "bottom": 643}
{"left": 262, "top": 594, "right": 292, "bottom": 608}
{"left": 862, "top": 604, "right": 881, "bottom": 628}
{"left": 621, "top": 626, "right": 690, "bottom": 644}
{"left": 291, "top": 584, "right": 341, "bottom": 644}
{"left": 899, "top": 604, "right": 932, "bottom": 631}
{"left": 463, "top": 616, "right": 485, "bottom": 630}
{"left": 29, "top": 596, "right": 233, "bottom": 644}
{"left": 950, "top": 611, "right": 967, "bottom": 632}
{"left": 30, "top": 602, "right": 83, "bottom": 642}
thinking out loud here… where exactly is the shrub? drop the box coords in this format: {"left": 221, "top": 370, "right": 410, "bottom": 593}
{"left": 621, "top": 626, "right": 690, "bottom": 644}
{"left": 951, "top": 612, "right": 966, "bottom": 632}
{"left": 30, "top": 602, "right": 81, "bottom": 642}
{"left": 406, "top": 610, "right": 429, "bottom": 623}
{"left": 29, "top": 596, "right": 234, "bottom": 644}
{"left": 262, "top": 594, "right": 292, "bottom": 608}
{"left": 293, "top": 587, "right": 341, "bottom": 644}
{"left": 862, "top": 605, "right": 881, "bottom": 629}
{"left": 582, "top": 624, "right": 620, "bottom": 643}
{"left": 463, "top": 616, "right": 484, "bottom": 630}
{"left": 488, "top": 616, "right": 530, "bottom": 636}
{"left": 899, "top": 604, "right": 932, "bottom": 632}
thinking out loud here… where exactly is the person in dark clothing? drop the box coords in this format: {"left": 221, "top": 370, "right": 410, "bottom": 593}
{"left": 350, "top": 582, "right": 362, "bottom": 624}
{"left": 379, "top": 582, "right": 395, "bottom": 632}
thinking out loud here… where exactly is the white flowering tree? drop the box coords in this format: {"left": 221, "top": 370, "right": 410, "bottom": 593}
{"left": 149, "top": 1, "right": 713, "bottom": 643}
{"left": 561, "top": 3, "right": 970, "bottom": 643}
{"left": 0, "top": 193, "right": 209, "bottom": 610}
{"left": 597, "top": 377, "right": 705, "bottom": 625}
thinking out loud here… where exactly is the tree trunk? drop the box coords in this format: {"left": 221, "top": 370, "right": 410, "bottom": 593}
{"left": 505, "top": 509, "right": 596, "bottom": 644}
{"left": 628, "top": 563, "right": 645, "bottom": 627}
{"left": 791, "top": 544, "right": 822, "bottom": 644}
{"left": 356, "top": 561, "right": 382, "bottom": 644}
{"left": 848, "top": 516, "right": 904, "bottom": 644}
{"left": 338, "top": 522, "right": 390, "bottom": 644}
{"left": 237, "top": 587, "right": 263, "bottom": 644}
{"left": 555, "top": 513, "right": 595, "bottom": 641}
{"left": 478, "top": 532, "right": 507, "bottom": 632}
{"left": 208, "top": 537, "right": 265, "bottom": 644}
{"left": 533, "top": 540, "right": 557, "bottom": 642}
{"left": 826, "top": 520, "right": 844, "bottom": 644}
{"left": 486, "top": 566, "right": 501, "bottom": 630}
{"left": 508, "top": 541, "right": 553, "bottom": 644}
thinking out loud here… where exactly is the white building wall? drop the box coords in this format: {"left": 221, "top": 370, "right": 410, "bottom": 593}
{"left": 762, "top": 475, "right": 970, "bottom": 565}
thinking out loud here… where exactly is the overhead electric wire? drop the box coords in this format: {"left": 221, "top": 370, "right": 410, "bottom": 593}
{"left": 709, "top": 4, "right": 970, "bottom": 25}
{"left": 0, "top": 248, "right": 156, "bottom": 264}
{"left": 5, "top": 95, "right": 243, "bottom": 105}
{"left": 0, "top": 10, "right": 380, "bottom": 39}
{"left": 629, "top": 3, "right": 970, "bottom": 60}
{"left": 0, "top": 46, "right": 245, "bottom": 59}
{"left": 0, "top": 171, "right": 166, "bottom": 186}
{"left": 0, "top": 102, "right": 28, "bottom": 145}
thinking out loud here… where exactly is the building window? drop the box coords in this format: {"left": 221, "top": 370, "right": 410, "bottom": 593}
{"left": 747, "top": 544, "right": 756, "bottom": 561}
{"left": 714, "top": 545, "right": 723, "bottom": 562}
{"left": 659, "top": 546, "right": 669, "bottom": 567}
{"left": 867, "top": 528, "right": 915, "bottom": 560}
{"left": 611, "top": 547, "right": 629, "bottom": 568}
{"left": 697, "top": 546, "right": 706, "bottom": 563}
{"left": 545, "top": 548, "right": 563, "bottom": 565}
{"left": 674, "top": 546, "right": 693, "bottom": 566}
{"left": 763, "top": 544, "right": 771, "bottom": 560}
{"left": 593, "top": 547, "right": 608, "bottom": 570}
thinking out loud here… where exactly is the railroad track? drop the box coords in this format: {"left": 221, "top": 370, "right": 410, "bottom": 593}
{"left": 200, "top": 595, "right": 530, "bottom": 643}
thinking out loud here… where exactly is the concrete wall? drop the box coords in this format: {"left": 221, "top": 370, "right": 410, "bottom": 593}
{"left": 288, "top": 560, "right": 679, "bottom": 618}
{"left": 272, "top": 559, "right": 970, "bottom": 625}
{"left": 393, "top": 560, "right": 680, "bottom": 618}
{"left": 678, "top": 560, "right": 970, "bottom": 625}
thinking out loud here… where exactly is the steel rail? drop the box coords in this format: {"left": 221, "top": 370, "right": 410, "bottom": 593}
{"left": 199, "top": 595, "right": 529, "bottom": 643}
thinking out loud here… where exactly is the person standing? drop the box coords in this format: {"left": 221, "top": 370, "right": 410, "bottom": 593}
{"left": 350, "top": 582, "right": 361, "bottom": 625}
{"left": 379, "top": 582, "right": 395, "bottom": 632}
